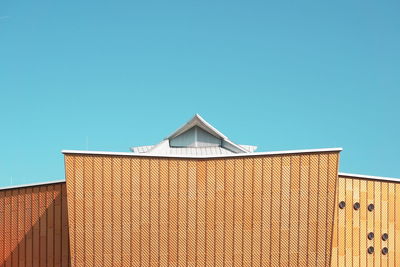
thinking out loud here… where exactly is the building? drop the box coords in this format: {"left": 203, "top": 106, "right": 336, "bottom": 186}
{"left": 0, "top": 114, "right": 399, "bottom": 267}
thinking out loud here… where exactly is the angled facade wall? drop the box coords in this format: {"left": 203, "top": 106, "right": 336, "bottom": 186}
{"left": 64, "top": 151, "right": 339, "bottom": 267}
{"left": 331, "top": 175, "right": 400, "bottom": 267}
{"left": 0, "top": 182, "right": 70, "bottom": 267}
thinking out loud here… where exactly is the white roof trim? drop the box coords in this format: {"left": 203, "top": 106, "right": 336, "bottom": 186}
{"left": 222, "top": 138, "right": 249, "bottom": 153}
{"left": 339, "top": 172, "right": 400, "bottom": 183}
{"left": 62, "top": 147, "right": 342, "bottom": 159}
{"left": 0, "top": 179, "right": 66, "bottom": 191}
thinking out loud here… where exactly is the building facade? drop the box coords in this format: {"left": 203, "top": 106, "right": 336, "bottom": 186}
{"left": 0, "top": 115, "right": 399, "bottom": 266}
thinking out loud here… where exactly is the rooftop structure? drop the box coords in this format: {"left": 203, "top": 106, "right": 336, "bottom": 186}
{"left": 130, "top": 114, "right": 257, "bottom": 155}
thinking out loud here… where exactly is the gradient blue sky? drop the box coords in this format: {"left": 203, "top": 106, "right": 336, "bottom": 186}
{"left": 1, "top": 0, "right": 399, "bottom": 187}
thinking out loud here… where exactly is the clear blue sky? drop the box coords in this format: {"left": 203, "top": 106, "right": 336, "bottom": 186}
{"left": 1, "top": 0, "right": 399, "bottom": 187}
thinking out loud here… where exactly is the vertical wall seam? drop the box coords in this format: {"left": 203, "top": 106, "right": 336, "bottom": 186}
{"left": 23, "top": 189, "right": 26, "bottom": 267}
{"left": 25, "top": 190, "right": 31, "bottom": 266}
{"left": 241, "top": 158, "right": 246, "bottom": 266}
{"left": 16, "top": 188, "right": 19, "bottom": 267}
{"left": 53, "top": 187, "right": 56, "bottom": 267}
{"left": 111, "top": 158, "right": 115, "bottom": 265}
{"left": 92, "top": 157, "right": 95, "bottom": 267}
{"left": 232, "top": 159, "right": 236, "bottom": 265}
{"left": 51, "top": 187, "right": 54, "bottom": 267}
{"left": 1, "top": 192, "right": 4, "bottom": 265}
{"left": 278, "top": 156, "right": 284, "bottom": 266}
{"left": 381, "top": 181, "right": 384, "bottom": 266}
{"left": 120, "top": 158, "right": 123, "bottom": 265}
{"left": 323, "top": 154, "right": 331, "bottom": 266}
{"left": 176, "top": 160, "right": 181, "bottom": 265}
{"left": 185, "top": 162, "right": 189, "bottom": 266}
{"left": 148, "top": 160, "right": 151, "bottom": 266}
{"left": 296, "top": 156, "right": 302, "bottom": 266}
{"left": 101, "top": 157, "right": 105, "bottom": 266}
{"left": 373, "top": 181, "right": 376, "bottom": 267}
{"left": 222, "top": 159, "right": 227, "bottom": 267}
{"left": 306, "top": 155, "right": 311, "bottom": 266}
{"left": 380, "top": 181, "right": 383, "bottom": 267}
{"left": 331, "top": 153, "right": 339, "bottom": 267}
{"left": 47, "top": 186, "right": 49, "bottom": 267}
{"left": 268, "top": 157, "right": 273, "bottom": 266}
{"left": 215, "top": 160, "right": 218, "bottom": 266}
{"left": 17, "top": 188, "right": 20, "bottom": 267}
{"left": 194, "top": 161, "right": 198, "bottom": 266}
{"left": 157, "top": 160, "right": 161, "bottom": 266}
{"left": 60, "top": 185, "right": 63, "bottom": 267}
{"left": 287, "top": 156, "right": 293, "bottom": 265}
{"left": 314, "top": 154, "right": 321, "bottom": 267}
{"left": 138, "top": 159, "right": 143, "bottom": 267}
{"left": 351, "top": 179, "right": 354, "bottom": 267}
{"left": 176, "top": 160, "right": 180, "bottom": 266}
{"left": 359, "top": 180, "right": 362, "bottom": 267}
{"left": 83, "top": 157, "right": 86, "bottom": 267}
{"left": 72, "top": 157, "right": 76, "bottom": 267}
{"left": 395, "top": 185, "right": 397, "bottom": 267}
{"left": 259, "top": 158, "right": 264, "bottom": 267}
{"left": 129, "top": 158, "right": 133, "bottom": 266}
{"left": 381, "top": 182, "right": 383, "bottom": 267}
{"left": 250, "top": 158, "right": 255, "bottom": 266}
{"left": 167, "top": 159, "right": 170, "bottom": 266}
{"left": 205, "top": 160, "right": 209, "bottom": 266}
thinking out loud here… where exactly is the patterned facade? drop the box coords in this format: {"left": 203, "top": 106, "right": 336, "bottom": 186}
{"left": 0, "top": 115, "right": 398, "bottom": 266}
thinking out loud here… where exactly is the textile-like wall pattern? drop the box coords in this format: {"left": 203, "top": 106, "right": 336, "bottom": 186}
{"left": 0, "top": 183, "right": 70, "bottom": 267}
{"left": 64, "top": 151, "right": 339, "bottom": 267}
{"left": 331, "top": 176, "right": 400, "bottom": 267}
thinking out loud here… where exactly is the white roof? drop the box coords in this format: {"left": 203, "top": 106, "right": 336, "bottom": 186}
{"left": 131, "top": 145, "right": 154, "bottom": 153}
{"left": 131, "top": 114, "right": 256, "bottom": 155}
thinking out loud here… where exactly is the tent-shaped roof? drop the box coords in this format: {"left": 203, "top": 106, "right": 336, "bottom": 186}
{"left": 131, "top": 114, "right": 257, "bottom": 156}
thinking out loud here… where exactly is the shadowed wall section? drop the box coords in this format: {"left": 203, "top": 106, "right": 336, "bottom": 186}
{"left": 0, "top": 183, "right": 70, "bottom": 267}
{"left": 331, "top": 175, "right": 400, "bottom": 267}
{"left": 64, "top": 151, "right": 339, "bottom": 267}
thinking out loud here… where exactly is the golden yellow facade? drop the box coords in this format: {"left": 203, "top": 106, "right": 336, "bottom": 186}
{"left": 331, "top": 175, "right": 400, "bottom": 267}
{"left": 64, "top": 151, "right": 339, "bottom": 267}
{"left": 4, "top": 150, "right": 400, "bottom": 266}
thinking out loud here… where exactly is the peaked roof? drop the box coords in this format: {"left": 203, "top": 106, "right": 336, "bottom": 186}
{"left": 166, "top": 114, "right": 228, "bottom": 140}
{"left": 131, "top": 114, "right": 257, "bottom": 155}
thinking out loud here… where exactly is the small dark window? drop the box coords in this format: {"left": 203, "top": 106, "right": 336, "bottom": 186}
{"left": 354, "top": 202, "right": 360, "bottom": 210}
{"left": 368, "top": 232, "right": 374, "bottom": 240}
{"left": 368, "top": 203, "right": 375, "bottom": 211}
{"left": 382, "top": 233, "right": 388, "bottom": 241}
{"left": 339, "top": 201, "right": 346, "bottom": 209}
{"left": 368, "top": 246, "right": 374, "bottom": 254}
{"left": 382, "top": 247, "right": 388, "bottom": 255}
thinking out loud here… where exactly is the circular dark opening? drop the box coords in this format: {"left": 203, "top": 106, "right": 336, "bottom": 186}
{"left": 382, "top": 247, "right": 388, "bottom": 255}
{"left": 382, "top": 233, "right": 388, "bottom": 241}
{"left": 368, "top": 203, "right": 375, "bottom": 211}
{"left": 368, "top": 246, "right": 374, "bottom": 254}
{"left": 368, "top": 232, "right": 374, "bottom": 240}
{"left": 339, "top": 201, "right": 346, "bottom": 209}
{"left": 354, "top": 202, "right": 360, "bottom": 210}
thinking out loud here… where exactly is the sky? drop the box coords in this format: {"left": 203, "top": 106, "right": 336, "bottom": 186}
{"left": 0, "top": 0, "right": 399, "bottom": 187}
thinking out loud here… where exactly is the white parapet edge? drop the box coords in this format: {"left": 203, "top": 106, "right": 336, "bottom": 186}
{"left": 62, "top": 147, "right": 343, "bottom": 159}
{"left": 0, "top": 179, "right": 66, "bottom": 191}
{"left": 339, "top": 172, "right": 400, "bottom": 183}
